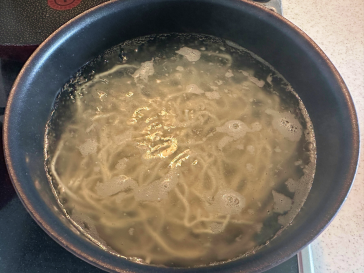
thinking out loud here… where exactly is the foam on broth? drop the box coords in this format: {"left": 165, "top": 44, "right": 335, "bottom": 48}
{"left": 45, "top": 34, "right": 316, "bottom": 267}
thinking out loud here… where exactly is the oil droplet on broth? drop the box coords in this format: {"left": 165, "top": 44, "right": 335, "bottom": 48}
{"left": 45, "top": 34, "right": 316, "bottom": 267}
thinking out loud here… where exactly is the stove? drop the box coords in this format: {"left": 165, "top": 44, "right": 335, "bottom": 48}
{"left": 0, "top": 0, "right": 309, "bottom": 272}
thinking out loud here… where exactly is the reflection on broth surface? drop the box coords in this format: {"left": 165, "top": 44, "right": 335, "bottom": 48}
{"left": 45, "top": 34, "right": 316, "bottom": 267}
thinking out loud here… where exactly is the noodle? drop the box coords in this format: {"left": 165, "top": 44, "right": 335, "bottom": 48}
{"left": 45, "top": 34, "right": 316, "bottom": 267}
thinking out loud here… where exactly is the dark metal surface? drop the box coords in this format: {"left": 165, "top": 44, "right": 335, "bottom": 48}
{"left": 3, "top": 0, "right": 359, "bottom": 272}
{"left": 0, "top": 59, "right": 103, "bottom": 273}
{"left": 0, "top": 0, "right": 110, "bottom": 45}
{"left": 0, "top": 0, "right": 110, "bottom": 61}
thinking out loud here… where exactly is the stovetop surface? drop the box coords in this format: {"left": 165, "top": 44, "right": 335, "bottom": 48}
{"left": 0, "top": 0, "right": 110, "bottom": 45}
{"left": 0, "top": 57, "right": 298, "bottom": 273}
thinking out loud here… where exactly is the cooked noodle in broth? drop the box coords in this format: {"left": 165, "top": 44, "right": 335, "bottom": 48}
{"left": 45, "top": 34, "right": 316, "bottom": 267}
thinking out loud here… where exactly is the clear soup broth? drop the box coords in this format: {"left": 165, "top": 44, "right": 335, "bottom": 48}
{"left": 45, "top": 34, "right": 316, "bottom": 267}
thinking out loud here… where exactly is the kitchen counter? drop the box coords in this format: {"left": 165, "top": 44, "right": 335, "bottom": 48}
{"left": 283, "top": 0, "right": 364, "bottom": 272}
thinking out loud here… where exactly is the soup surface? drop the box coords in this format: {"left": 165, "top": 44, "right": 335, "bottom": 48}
{"left": 45, "top": 34, "right": 316, "bottom": 267}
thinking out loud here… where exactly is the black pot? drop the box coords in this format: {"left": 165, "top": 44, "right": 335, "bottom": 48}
{"left": 3, "top": 0, "right": 359, "bottom": 272}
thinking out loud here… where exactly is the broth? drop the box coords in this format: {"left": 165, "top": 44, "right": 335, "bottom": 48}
{"left": 45, "top": 34, "right": 316, "bottom": 267}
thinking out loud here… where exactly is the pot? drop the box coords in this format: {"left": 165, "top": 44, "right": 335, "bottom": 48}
{"left": 3, "top": 0, "right": 359, "bottom": 272}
